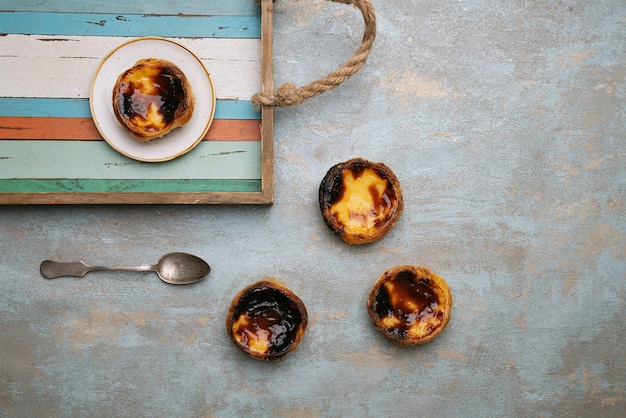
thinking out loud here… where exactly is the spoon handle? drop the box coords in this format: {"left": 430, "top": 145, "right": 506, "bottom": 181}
{"left": 40, "top": 260, "right": 153, "bottom": 279}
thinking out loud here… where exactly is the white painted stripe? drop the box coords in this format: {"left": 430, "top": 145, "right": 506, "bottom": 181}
{"left": 0, "top": 35, "right": 261, "bottom": 100}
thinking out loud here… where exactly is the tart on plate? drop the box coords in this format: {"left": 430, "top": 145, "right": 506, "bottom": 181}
{"left": 226, "top": 280, "right": 308, "bottom": 361}
{"left": 367, "top": 265, "right": 452, "bottom": 345}
{"left": 112, "top": 58, "right": 195, "bottom": 141}
{"left": 319, "top": 158, "right": 403, "bottom": 244}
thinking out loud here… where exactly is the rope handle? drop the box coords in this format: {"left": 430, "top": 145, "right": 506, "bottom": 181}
{"left": 251, "top": 0, "right": 377, "bottom": 107}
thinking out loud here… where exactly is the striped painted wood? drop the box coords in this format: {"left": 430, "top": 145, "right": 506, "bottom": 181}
{"left": 0, "top": 179, "right": 263, "bottom": 194}
{"left": 0, "top": 141, "right": 261, "bottom": 180}
{"left": 0, "top": 118, "right": 261, "bottom": 141}
{"left": 0, "top": 0, "right": 274, "bottom": 204}
{"left": 0, "top": 12, "right": 260, "bottom": 38}
{"left": 0, "top": 35, "right": 261, "bottom": 100}
{"left": 0, "top": 98, "right": 261, "bottom": 120}
{"left": 2, "top": 0, "right": 260, "bottom": 16}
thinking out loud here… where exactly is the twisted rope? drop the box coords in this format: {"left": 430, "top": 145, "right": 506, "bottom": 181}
{"left": 251, "top": 0, "right": 377, "bottom": 107}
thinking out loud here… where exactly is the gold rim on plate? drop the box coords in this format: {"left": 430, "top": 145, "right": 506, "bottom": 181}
{"left": 90, "top": 37, "right": 216, "bottom": 163}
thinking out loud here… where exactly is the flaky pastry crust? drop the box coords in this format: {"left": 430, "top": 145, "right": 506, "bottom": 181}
{"left": 367, "top": 265, "right": 452, "bottom": 345}
{"left": 112, "top": 58, "right": 194, "bottom": 141}
{"left": 226, "top": 280, "right": 308, "bottom": 361}
{"left": 319, "top": 158, "right": 403, "bottom": 244}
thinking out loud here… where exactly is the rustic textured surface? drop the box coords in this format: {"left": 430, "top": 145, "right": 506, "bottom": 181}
{"left": 1, "top": 0, "right": 625, "bottom": 416}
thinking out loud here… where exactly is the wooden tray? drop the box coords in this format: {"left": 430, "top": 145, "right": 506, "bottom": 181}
{"left": 0, "top": 0, "right": 274, "bottom": 204}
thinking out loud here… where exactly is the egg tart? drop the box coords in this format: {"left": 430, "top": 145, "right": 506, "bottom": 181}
{"left": 113, "top": 58, "right": 195, "bottom": 141}
{"left": 226, "top": 280, "right": 308, "bottom": 361}
{"left": 319, "top": 158, "right": 403, "bottom": 244}
{"left": 367, "top": 265, "right": 452, "bottom": 345}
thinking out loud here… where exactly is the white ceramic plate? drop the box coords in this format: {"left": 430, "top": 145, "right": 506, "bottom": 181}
{"left": 90, "top": 37, "right": 215, "bottom": 162}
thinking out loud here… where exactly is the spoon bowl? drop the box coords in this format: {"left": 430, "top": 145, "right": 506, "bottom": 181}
{"left": 40, "top": 252, "right": 210, "bottom": 285}
{"left": 154, "top": 252, "right": 211, "bottom": 284}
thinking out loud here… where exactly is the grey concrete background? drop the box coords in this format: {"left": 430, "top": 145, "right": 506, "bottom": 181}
{"left": 1, "top": 0, "right": 625, "bottom": 416}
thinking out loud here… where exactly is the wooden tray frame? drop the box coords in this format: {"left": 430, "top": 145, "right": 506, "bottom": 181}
{"left": 0, "top": 0, "right": 274, "bottom": 205}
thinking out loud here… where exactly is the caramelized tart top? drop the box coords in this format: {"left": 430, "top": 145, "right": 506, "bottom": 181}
{"left": 113, "top": 58, "right": 194, "bottom": 141}
{"left": 226, "top": 280, "right": 308, "bottom": 361}
{"left": 319, "top": 158, "right": 403, "bottom": 244}
{"left": 367, "top": 265, "right": 452, "bottom": 345}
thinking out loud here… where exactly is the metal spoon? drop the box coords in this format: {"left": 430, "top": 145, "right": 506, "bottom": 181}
{"left": 40, "top": 252, "right": 210, "bottom": 285}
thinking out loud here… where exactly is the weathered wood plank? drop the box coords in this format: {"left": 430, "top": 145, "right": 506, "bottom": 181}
{"left": 0, "top": 179, "right": 261, "bottom": 193}
{"left": 0, "top": 118, "right": 261, "bottom": 141}
{"left": 0, "top": 34, "right": 260, "bottom": 60}
{"left": 0, "top": 140, "right": 261, "bottom": 180}
{"left": 1, "top": 0, "right": 260, "bottom": 16}
{"left": 0, "top": 35, "right": 261, "bottom": 100}
{"left": 0, "top": 11, "right": 260, "bottom": 38}
{"left": 0, "top": 98, "right": 261, "bottom": 120}
{"left": 259, "top": 0, "right": 275, "bottom": 203}
{"left": 0, "top": 179, "right": 262, "bottom": 194}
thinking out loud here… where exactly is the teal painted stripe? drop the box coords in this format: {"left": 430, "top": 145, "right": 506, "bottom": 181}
{"left": 2, "top": 0, "right": 260, "bottom": 17}
{"left": 0, "top": 98, "right": 88, "bottom": 118}
{"left": 0, "top": 12, "right": 260, "bottom": 39}
{"left": 216, "top": 101, "right": 261, "bottom": 120}
{"left": 0, "top": 141, "right": 262, "bottom": 180}
{"left": 0, "top": 179, "right": 261, "bottom": 193}
{"left": 0, "top": 179, "right": 262, "bottom": 193}
{"left": 0, "top": 98, "right": 261, "bottom": 120}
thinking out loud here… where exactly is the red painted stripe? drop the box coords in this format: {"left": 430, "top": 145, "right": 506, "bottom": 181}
{"left": 0, "top": 117, "right": 261, "bottom": 141}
